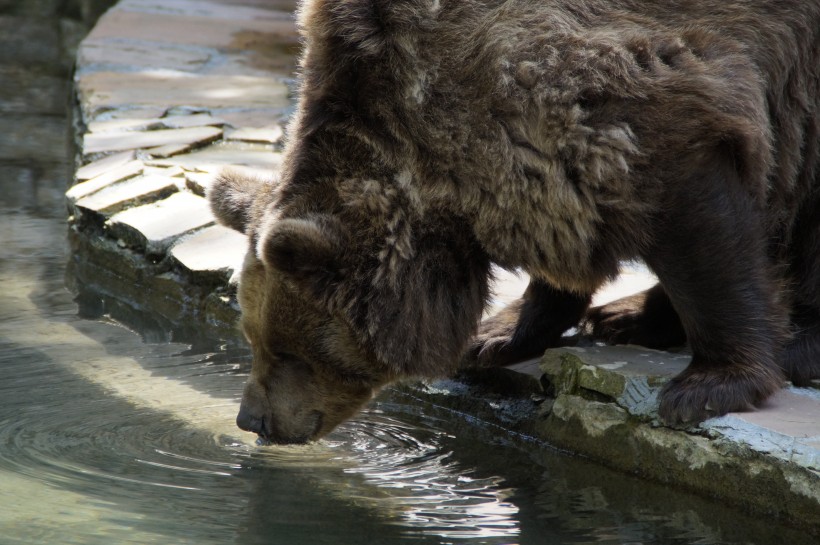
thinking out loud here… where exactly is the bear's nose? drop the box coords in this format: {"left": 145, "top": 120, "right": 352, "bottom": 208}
{"left": 236, "top": 404, "right": 265, "bottom": 435}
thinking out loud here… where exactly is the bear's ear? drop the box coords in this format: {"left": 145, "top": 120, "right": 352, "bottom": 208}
{"left": 258, "top": 217, "right": 344, "bottom": 299}
{"left": 208, "top": 171, "right": 263, "bottom": 234}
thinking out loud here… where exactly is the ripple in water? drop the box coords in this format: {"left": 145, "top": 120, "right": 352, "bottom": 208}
{"left": 330, "top": 411, "right": 520, "bottom": 542}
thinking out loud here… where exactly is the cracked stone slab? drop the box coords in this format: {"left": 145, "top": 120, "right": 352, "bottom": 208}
{"left": 147, "top": 142, "right": 284, "bottom": 171}
{"left": 118, "top": 0, "right": 298, "bottom": 20}
{"left": 66, "top": 160, "right": 144, "bottom": 204}
{"left": 74, "top": 174, "right": 180, "bottom": 218}
{"left": 226, "top": 125, "right": 283, "bottom": 144}
{"left": 701, "top": 388, "right": 820, "bottom": 471}
{"left": 146, "top": 142, "right": 200, "bottom": 159}
{"left": 142, "top": 165, "right": 185, "bottom": 178}
{"left": 86, "top": 113, "right": 225, "bottom": 134}
{"left": 160, "top": 113, "right": 227, "bottom": 129}
{"left": 83, "top": 125, "right": 223, "bottom": 155}
{"left": 216, "top": 109, "right": 293, "bottom": 130}
{"left": 92, "top": 106, "right": 171, "bottom": 123}
{"left": 542, "top": 346, "right": 690, "bottom": 417}
{"left": 184, "top": 172, "right": 213, "bottom": 196}
{"left": 170, "top": 225, "right": 248, "bottom": 284}
{"left": 75, "top": 150, "right": 137, "bottom": 181}
{"left": 106, "top": 192, "right": 215, "bottom": 255}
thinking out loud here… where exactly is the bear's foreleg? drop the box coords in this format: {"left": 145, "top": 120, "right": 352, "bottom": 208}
{"left": 782, "top": 201, "right": 820, "bottom": 386}
{"left": 784, "top": 310, "right": 820, "bottom": 386}
{"left": 464, "top": 279, "right": 590, "bottom": 367}
{"left": 644, "top": 152, "right": 786, "bottom": 424}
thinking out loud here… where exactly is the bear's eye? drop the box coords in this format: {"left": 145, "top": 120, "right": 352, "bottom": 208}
{"left": 273, "top": 351, "right": 299, "bottom": 362}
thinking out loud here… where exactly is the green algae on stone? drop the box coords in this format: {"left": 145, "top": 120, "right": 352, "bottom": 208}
{"left": 541, "top": 346, "right": 687, "bottom": 417}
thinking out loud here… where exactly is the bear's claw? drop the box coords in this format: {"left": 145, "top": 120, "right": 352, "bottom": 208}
{"left": 657, "top": 362, "right": 783, "bottom": 425}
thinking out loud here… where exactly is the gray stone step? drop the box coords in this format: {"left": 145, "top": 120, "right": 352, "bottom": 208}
{"left": 226, "top": 125, "right": 284, "bottom": 144}
{"left": 170, "top": 225, "right": 248, "bottom": 285}
{"left": 146, "top": 141, "right": 284, "bottom": 172}
{"left": 86, "top": 113, "right": 226, "bottom": 134}
{"left": 530, "top": 345, "right": 820, "bottom": 526}
{"left": 77, "top": 71, "right": 290, "bottom": 122}
{"left": 73, "top": 174, "right": 181, "bottom": 219}
{"left": 75, "top": 151, "right": 137, "bottom": 182}
{"left": 83, "top": 125, "right": 223, "bottom": 155}
{"left": 105, "top": 192, "right": 214, "bottom": 255}
{"left": 66, "top": 160, "right": 144, "bottom": 204}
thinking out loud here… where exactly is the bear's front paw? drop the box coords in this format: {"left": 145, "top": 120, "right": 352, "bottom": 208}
{"left": 658, "top": 362, "right": 783, "bottom": 425}
{"left": 586, "top": 296, "right": 648, "bottom": 345}
{"left": 463, "top": 307, "right": 522, "bottom": 368}
{"left": 586, "top": 287, "right": 686, "bottom": 349}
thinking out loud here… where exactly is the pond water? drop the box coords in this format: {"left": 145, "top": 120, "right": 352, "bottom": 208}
{"left": 1, "top": 5, "right": 817, "bottom": 545}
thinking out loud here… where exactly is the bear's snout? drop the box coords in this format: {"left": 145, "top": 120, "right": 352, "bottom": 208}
{"left": 236, "top": 400, "right": 325, "bottom": 445}
{"left": 236, "top": 403, "right": 265, "bottom": 436}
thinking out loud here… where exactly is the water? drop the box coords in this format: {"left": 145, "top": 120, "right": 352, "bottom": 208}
{"left": 1, "top": 4, "right": 817, "bottom": 545}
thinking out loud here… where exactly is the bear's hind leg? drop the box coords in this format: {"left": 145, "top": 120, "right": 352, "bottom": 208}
{"left": 586, "top": 283, "right": 687, "bottom": 349}
{"left": 464, "top": 279, "right": 590, "bottom": 367}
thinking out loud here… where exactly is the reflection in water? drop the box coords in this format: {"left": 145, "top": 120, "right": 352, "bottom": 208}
{"left": 337, "top": 414, "right": 520, "bottom": 541}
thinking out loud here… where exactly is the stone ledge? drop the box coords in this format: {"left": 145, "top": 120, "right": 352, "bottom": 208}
{"left": 413, "top": 346, "right": 820, "bottom": 533}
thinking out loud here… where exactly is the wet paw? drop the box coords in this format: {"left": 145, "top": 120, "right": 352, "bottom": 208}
{"left": 658, "top": 362, "right": 783, "bottom": 425}
{"left": 465, "top": 280, "right": 590, "bottom": 368}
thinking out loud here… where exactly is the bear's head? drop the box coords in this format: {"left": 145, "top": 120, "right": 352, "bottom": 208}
{"left": 209, "top": 171, "right": 490, "bottom": 444}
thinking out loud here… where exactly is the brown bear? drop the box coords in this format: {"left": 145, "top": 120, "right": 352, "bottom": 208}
{"left": 209, "top": 0, "right": 820, "bottom": 444}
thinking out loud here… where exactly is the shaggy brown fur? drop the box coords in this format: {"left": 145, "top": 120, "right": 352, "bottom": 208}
{"left": 210, "top": 0, "right": 820, "bottom": 443}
